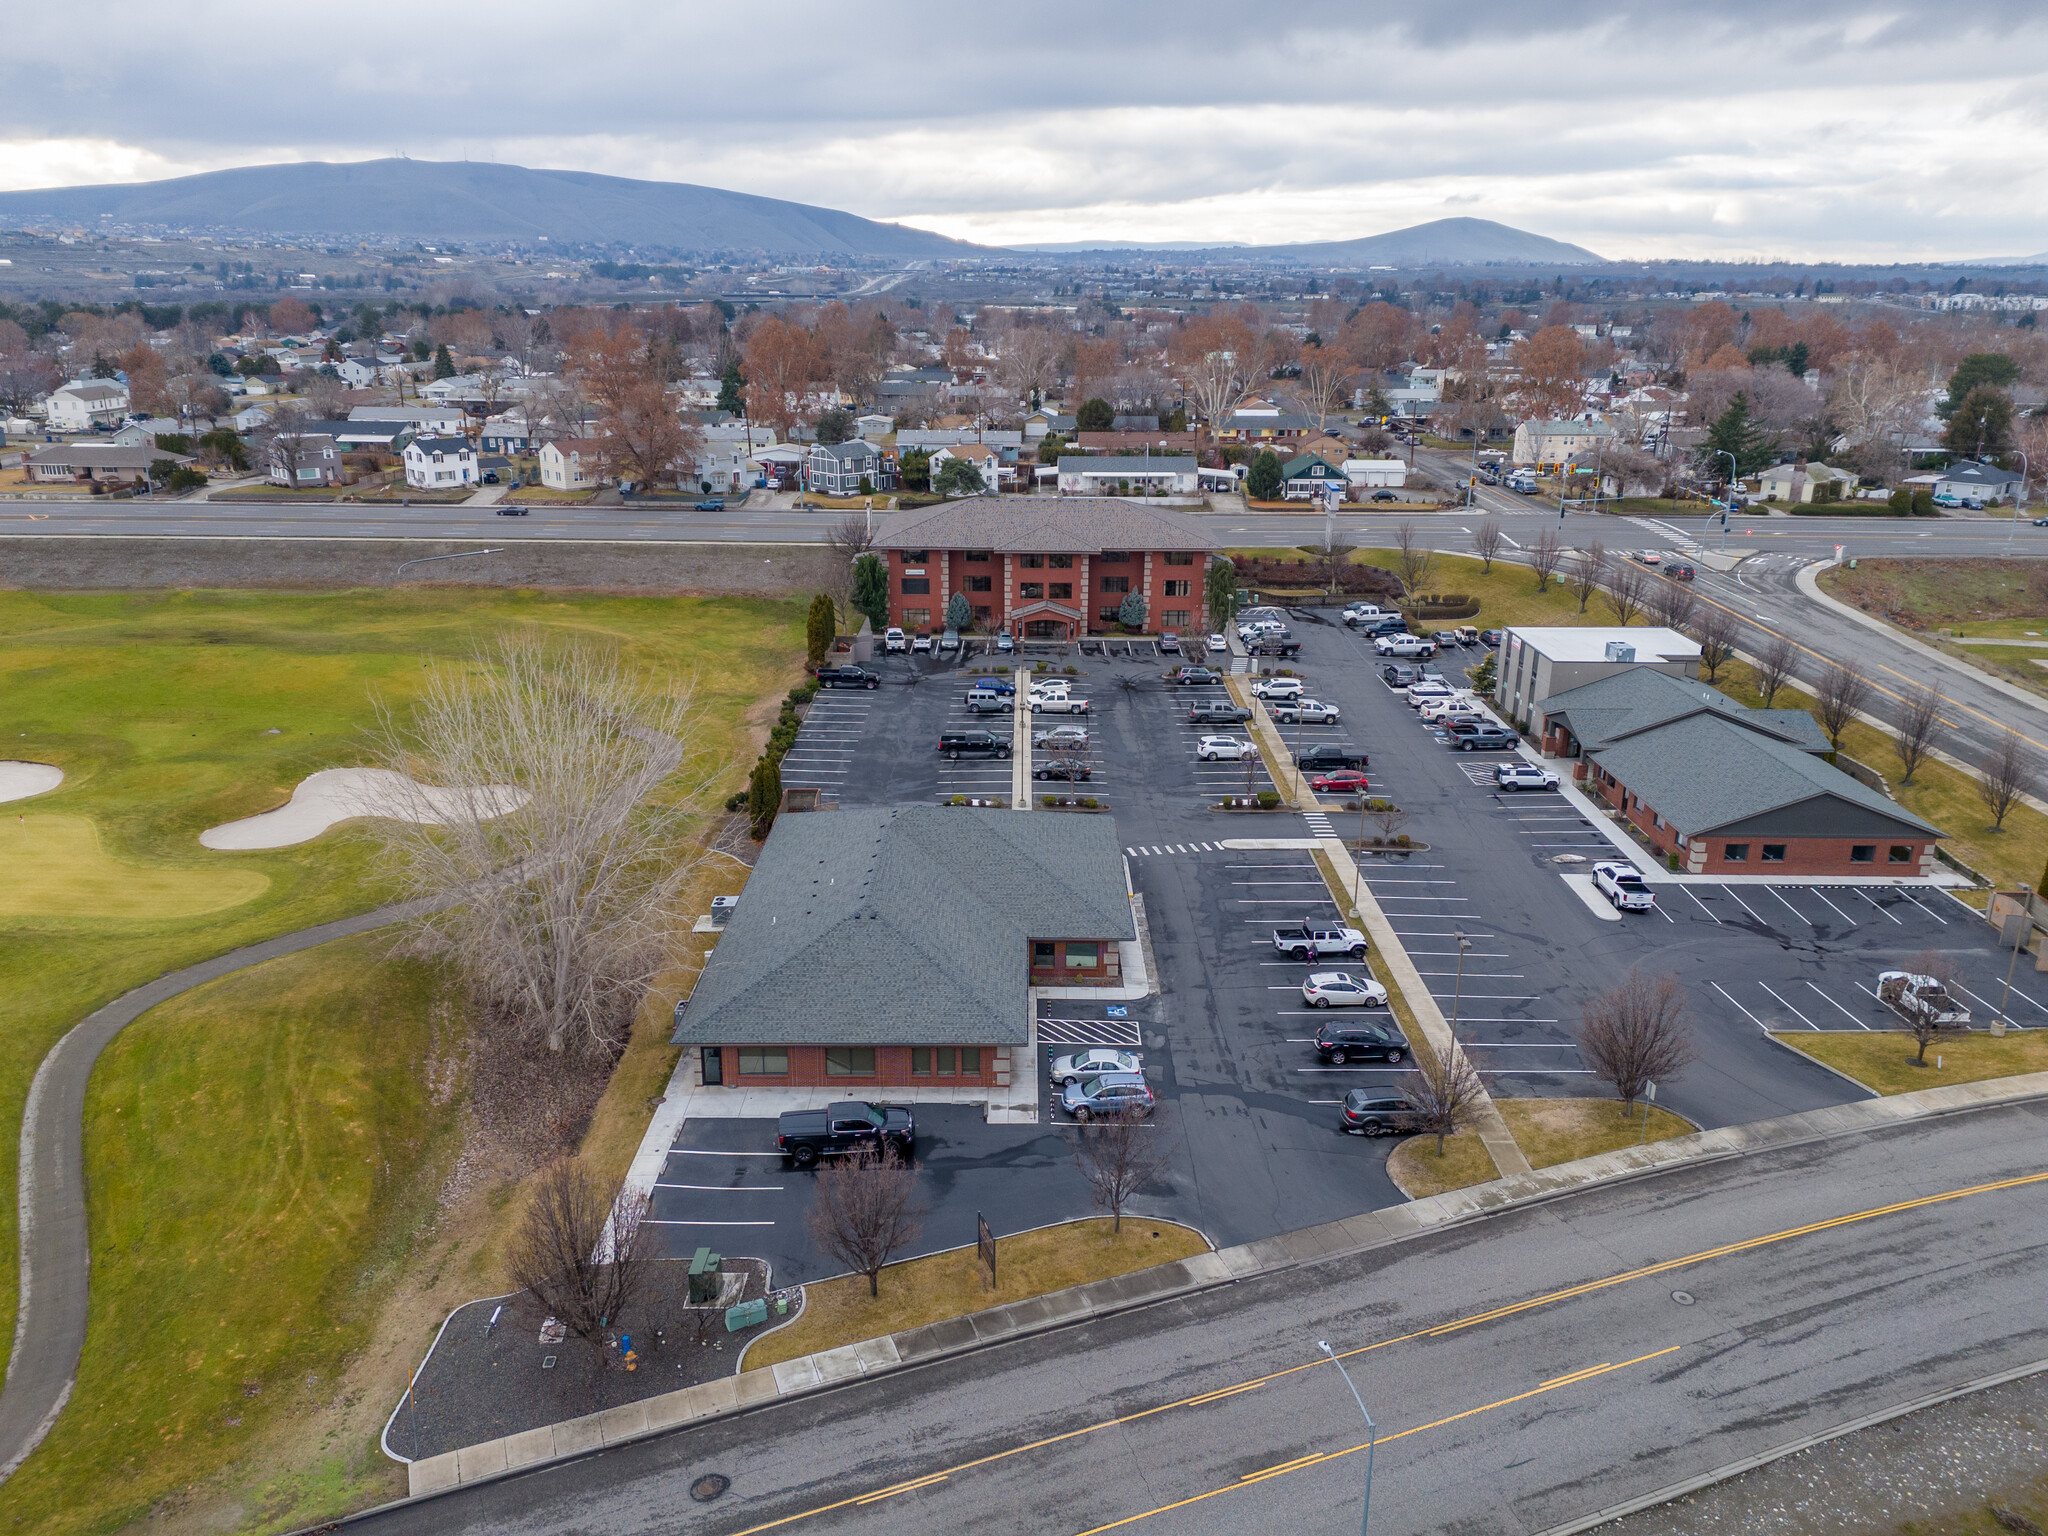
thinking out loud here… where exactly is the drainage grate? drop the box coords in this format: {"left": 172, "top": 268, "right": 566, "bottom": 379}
{"left": 691, "top": 1473, "right": 731, "bottom": 1502}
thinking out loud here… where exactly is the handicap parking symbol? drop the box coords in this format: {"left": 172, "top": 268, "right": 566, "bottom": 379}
{"left": 1106, "top": 1006, "right": 1128, "bottom": 1017}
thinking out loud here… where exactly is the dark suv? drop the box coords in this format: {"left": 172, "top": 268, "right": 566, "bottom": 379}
{"left": 1381, "top": 662, "right": 1424, "bottom": 687}
{"left": 938, "top": 730, "right": 1012, "bottom": 759}
{"left": 1188, "top": 700, "right": 1252, "bottom": 725}
{"left": 1315, "top": 1022, "right": 1408, "bottom": 1065}
{"left": 1340, "top": 1091, "right": 1422, "bottom": 1136}
{"left": 817, "top": 664, "right": 880, "bottom": 690}
{"left": 1174, "top": 666, "right": 1222, "bottom": 686}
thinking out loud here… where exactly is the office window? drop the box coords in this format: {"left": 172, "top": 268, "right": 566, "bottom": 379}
{"left": 1163, "top": 610, "right": 1191, "bottom": 627}
{"left": 1723, "top": 843, "right": 1749, "bottom": 862}
{"left": 1851, "top": 845, "right": 1876, "bottom": 863}
{"left": 1049, "top": 554, "right": 1074, "bottom": 568}
{"left": 1164, "top": 552, "right": 1195, "bottom": 565}
{"left": 1020, "top": 554, "right": 1046, "bottom": 568}
{"left": 911, "top": 1048, "right": 931, "bottom": 1076}
{"left": 1033, "top": 941, "right": 1056, "bottom": 964}
{"left": 1889, "top": 845, "right": 1914, "bottom": 863}
{"left": 1761, "top": 844, "right": 1787, "bottom": 863}
{"left": 1020, "top": 582, "right": 1044, "bottom": 599}
{"left": 1099, "top": 575, "right": 1130, "bottom": 594}
{"left": 1100, "top": 550, "right": 1132, "bottom": 563}
{"left": 1064, "top": 942, "right": 1099, "bottom": 968}
{"left": 901, "top": 577, "right": 931, "bottom": 594}
{"left": 1049, "top": 582, "right": 1073, "bottom": 599}
{"left": 737, "top": 1047, "right": 788, "bottom": 1076}
{"left": 825, "top": 1047, "right": 876, "bottom": 1076}
{"left": 1098, "top": 606, "right": 1123, "bottom": 625}
{"left": 960, "top": 1046, "right": 980, "bottom": 1074}
{"left": 901, "top": 607, "right": 930, "bottom": 627}
{"left": 967, "top": 575, "right": 992, "bottom": 592}
{"left": 900, "top": 549, "right": 929, "bottom": 562}
{"left": 965, "top": 550, "right": 992, "bottom": 562}
{"left": 1163, "top": 580, "right": 1191, "bottom": 597}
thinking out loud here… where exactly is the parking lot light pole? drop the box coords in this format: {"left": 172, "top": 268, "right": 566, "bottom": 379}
{"left": 1317, "top": 1340, "right": 1375, "bottom": 1536}
{"left": 2004, "top": 450, "right": 2030, "bottom": 554}
{"left": 1716, "top": 450, "right": 1739, "bottom": 552}
{"left": 1450, "top": 931, "right": 1472, "bottom": 1044}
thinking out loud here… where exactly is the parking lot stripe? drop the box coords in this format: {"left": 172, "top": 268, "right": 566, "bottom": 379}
{"left": 1454, "top": 1017, "right": 1561, "bottom": 1023}
{"left": 1953, "top": 981, "right": 2040, "bottom": 1023}
{"left": 666, "top": 1149, "right": 779, "bottom": 1158}
{"left": 1758, "top": 983, "right": 1819, "bottom": 1029}
{"left": 1807, "top": 889, "right": 1859, "bottom": 925}
{"left": 655, "top": 1182, "right": 786, "bottom": 1191}
{"left": 1719, "top": 885, "right": 1769, "bottom": 924}
{"left": 1415, "top": 971, "right": 1524, "bottom": 978}
{"left": 1805, "top": 981, "right": 1872, "bottom": 1029}
{"left": 642, "top": 1219, "right": 777, "bottom": 1227}
{"left": 1677, "top": 886, "right": 1720, "bottom": 923}
{"left": 1899, "top": 890, "right": 1950, "bottom": 926}
{"left": 1709, "top": 980, "right": 1770, "bottom": 1030}
{"left": 1767, "top": 887, "right": 1819, "bottom": 929}
{"left": 1409, "top": 951, "right": 1510, "bottom": 958}
{"left": 1853, "top": 890, "right": 1905, "bottom": 924}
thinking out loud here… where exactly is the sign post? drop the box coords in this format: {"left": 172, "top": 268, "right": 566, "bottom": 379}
{"left": 977, "top": 1211, "right": 997, "bottom": 1291}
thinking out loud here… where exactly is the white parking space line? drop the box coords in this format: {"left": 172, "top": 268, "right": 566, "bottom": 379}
{"left": 1710, "top": 980, "right": 1770, "bottom": 1031}
{"left": 1428, "top": 992, "right": 1542, "bottom": 1000}
{"left": 1758, "top": 983, "right": 1819, "bottom": 1029}
{"left": 1719, "top": 885, "right": 1768, "bottom": 923}
{"left": 1462, "top": 1042, "right": 1579, "bottom": 1049}
{"left": 1854, "top": 889, "right": 1905, "bottom": 924}
{"left": 1679, "top": 886, "right": 1720, "bottom": 923}
{"left": 1415, "top": 971, "right": 1524, "bottom": 978}
{"left": 1767, "top": 887, "right": 1819, "bottom": 929}
{"left": 1808, "top": 889, "right": 1859, "bottom": 925}
{"left": 1899, "top": 890, "right": 1950, "bottom": 925}
{"left": 643, "top": 1219, "right": 777, "bottom": 1227}
{"left": 1810, "top": 987, "right": 1875, "bottom": 1036}
{"left": 1454, "top": 1016, "right": 1562, "bottom": 1023}
{"left": 1955, "top": 979, "right": 2047, "bottom": 1019}
{"left": 655, "top": 1182, "right": 786, "bottom": 1191}
{"left": 1409, "top": 951, "right": 1510, "bottom": 958}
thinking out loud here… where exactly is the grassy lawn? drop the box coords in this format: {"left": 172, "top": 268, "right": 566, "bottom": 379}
{"left": 209, "top": 485, "right": 344, "bottom": 502}
{"left": 1, "top": 935, "right": 463, "bottom": 1536}
{"left": 1386, "top": 1130, "right": 1497, "bottom": 1198}
{"left": 1712, "top": 659, "right": 2048, "bottom": 890}
{"left": 1772, "top": 1031, "right": 2048, "bottom": 1095}
{"left": 1388, "top": 1099, "right": 1694, "bottom": 1196}
{"left": 743, "top": 1219, "right": 1210, "bottom": 1371}
{"left": 1819, "top": 559, "right": 2047, "bottom": 631}
{"left": 0, "top": 588, "right": 806, "bottom": 1522}
{"left": 505, "top": 485, "right": 598, "bottom": 505}
{"left": 1227, "top": 548, "right": 1628, "bottom": 634}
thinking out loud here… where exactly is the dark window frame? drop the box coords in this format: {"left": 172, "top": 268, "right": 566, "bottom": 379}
{"left": 1761, "top": 844, "right": 1787, "bottom": 863}
{"left": 1889, "top": 844, "right": 1914, "bottom": 863}
{"left": 824, "top": 1047, "right": 877, "bottom": 1077}
{"left": 1850, "top": 845, "right": 1876, "bottom": 863}
{"left": 737, "top": 1046, "right": 789, "bottom": 1076}
{"left": 1723, "top": 843, "right": 1749, "bottom": 862}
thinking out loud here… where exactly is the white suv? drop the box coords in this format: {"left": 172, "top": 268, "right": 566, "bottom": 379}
{"left": 1028, "top": 678, "right": 1071, "bottom": 699}
{"left": 884, "top": 627, "right": 907, "bottom": 652}
{"left": 1197, "top": 735, "right": 1254, "bottom": 760}
{"left": 1251, "top": 676, "right": 1303, "bottom": 700}
{"left": 1405, "top": 682, "right": 1455, "bottom": 708}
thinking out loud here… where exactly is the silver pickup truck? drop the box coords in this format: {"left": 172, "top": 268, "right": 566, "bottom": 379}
{"left": 1272, "top": 924, "right": 1370, "bottom": 961}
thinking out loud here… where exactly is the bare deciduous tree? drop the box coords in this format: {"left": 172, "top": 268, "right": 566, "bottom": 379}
{"left": 1603, "top": 556, "right": 1651, "bottom": 626}
{"left": 367, "top": 634, "right": 704, "bottom": 1056}
{"left": 506, "top": 1160, "right": 650, "bottom": 1398}
{"left": 1404, "top": 1044, "right": 1487, "bottom": 1155}
{"left": 1814, "top": 661, "right": 1871, "bottom": 751}
{"left": 1978, "top": 728, "right": 2036, "bottom": 831}
{"left": 1528, "top": 527, "right": 1564, "bottom": 592}
{"left": 1645, "top": 575, "right": 1698, "bottom": 632}
{"left": 1287, "top": 345, "right": 1352, "bottom": 431}
{"left": 1577, "top": 969, "right": 1696, "bottom": 1117}
{"left": 823, "top": 514, "right": 873, "bottom": 630}
{"left": 1752, "top": 631, "right": 1800, "bottom": 708}
{"left": 1893, "top": 683, "right": 1943, "bottom": 785}
{"left": 1691, "top": 606, "right": 1739, "bottom": 683}
{"left": 1394, "top": 521, "right": 1437, "bottom": 599}
{"left": 805, "top": 1145, "right": 927, "bottom": 1297}
{"left": 1898, "top": 949, "right": 1964, "bottom": 1065}
{"left": 1567, "top": 541, "right": 1608, "bottom": 615}
{"left": 1471, "top": 518, "right": 1503, "bottom": 574}
{"left": 1071, "top": 1109, "right": 1173, "bottom": 1234}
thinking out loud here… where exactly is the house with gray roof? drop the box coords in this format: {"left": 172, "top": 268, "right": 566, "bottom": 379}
{"left": 671, "top": 806, "right": 1134, "bottom": 1100}
{"left": 1055, "top": 455, "right": 1198, "bottom": 496}
{"left": 1537, "top": 669, "right": 1942, "bottom": 877}
{"left": 1935, "top": 459, "right": 2026, "bottom": 505}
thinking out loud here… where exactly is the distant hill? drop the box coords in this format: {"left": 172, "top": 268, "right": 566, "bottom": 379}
{"left": 1035, "top": 217, "right": 1603, "bottom": 267}
{"left": 0, "top": 158, "right": 984, "bottom": 260}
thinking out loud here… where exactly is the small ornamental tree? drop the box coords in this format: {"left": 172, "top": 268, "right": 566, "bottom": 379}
{"left": 934, "top": 456, "right": 986, "bottom": 496}
{"left": 433, "top": 342, "right": 457, "bottom": 380}
{"left": 1077, "top": 396, "right": 1115, "bottom": 432}
{"left": 1205, "top": 556, "right": 1240, "bottom": 633}
{"left": 1244, "top": 449, "right": 1283, "bottom": 501}
{"left": 1118, "top": 590, "right": 1148, "bottom": 631}
{"left": 852, "top": 553, "right": 891, "bottom": 634}
{"left": 814, "top": 407, "right": 853, "bottom": 445}
{"left": 805, "top": 592, "right": 835, "bottom": 667}
{"left": 945, "top": 591, "right": 972, "bottom": 630}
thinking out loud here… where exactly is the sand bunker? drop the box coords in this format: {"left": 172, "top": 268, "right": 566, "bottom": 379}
{"left": 200, "top": 767, "right": 528, "bottom": 851}
{"left": 0, "top": 762, "right": 64, "bottom": 805}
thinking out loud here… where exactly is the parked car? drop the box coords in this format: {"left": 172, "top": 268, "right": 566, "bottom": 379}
{"left": 1033, "top": 757, "right": 1092, "bottom": 780}
{"left": 1339, "top": 1089, "right": 1419, "bottom": 1134}
{"left": 1248, "top": 637, "right": 1304, "bottom": 659}
{"left": 1370, "top": 489, "right": 1400, "bottom": 502}
{"left": 938, "top": 628, "right": 961, "bottom": 655}
{"left": 1341, "top": 603, "right": 1384, "bottom": 626}
{"left": 1431, "top": 631, "right": 1461, "bottom": 648}
{"left": 817, "top": 664, "right": 881, "bottom": 690}
{"left": 1034, "top": 724, "right": 1090, "bottom": 750}
{"left": 1273, "top": 698, "right": 1341, "bottom": 725}
{"left": 1207, "top": 632, "right": 1227, "bottom": 651}
{"left": 1405, "top": 682, "right": 1455, "bottom": 707}
{"left": 912, "top": 632, "right": 933, "bottom": 654}
{"left": 776, "top": 1101, "right": 915, "bottom": 1168}
{"left": 1496, "top": 762, "right": 1561, "bottom": 791}
{"left": 1593, "top": 860, "right": 1655, "bottom": 912}
{"left": 1382, "top": 662, "right": 1424, "bottom": 687}
{"left": 1374, "top": 634, "right": 1435, "bottom": 658}
{"left": 1050, "top": 1049, "right": 1142, "bottom": 1087}
{"left": 1478, "top": 629, "right": 1504, "bottom": 647}
{"left": 1175, "top": 666, "right": 1223, "bottom": 686}
{"left": 1309, "top": 768, "right": 1370, "bottom": 794}
{"left": 1029, "top": 693, "right": 1092, "bottom": 715}
{"left": 1028, "top": 678, "right": 1071, "bottom": 698}
{"left": 1449, "top": 725, "right": 1520, "bottom": 751}
{"left": 1061, "top": 1072, "right": 1155, "bottom": 1121}
{"left": 995, "top": 632, "right": 1016, "bottom": 653}
{"left": 1251, "top": 676, "right": 1303, "bottom": 700}
{"left": 1272, "top": 924, "right": 1370, "bottom": 960}
{"left": 938, "top": 730, "right": 1012, "bottom": 759}
{"left": 1188, "top": 700, "right": 1252, "bottom": 725}
{"left": 885, "top": 627, "right": 907, "bottom": 652}
{"left": 1316, "top": 1023, "right": 1406, "bottom": 1066}
{"left": 964, "top": 685, "right": 1011, "bottom": 713}
{"left": 1159, "top": 630, "right": 1181, "bottom": 654}
{"left": 1359, "top": 615, "right": 1411, "bottom": 638}
{"left": 1197, "top": 735, "right": 1255, "bottom": 760}
{"left": 1418, "top": 695, "right": 1481, "bottom": 723}
{"left": 1296, "top": 743, "right": 1369, "bottom": 771}
{"left": 1302, "top": 970, "right": 1390, "bottom": 1008}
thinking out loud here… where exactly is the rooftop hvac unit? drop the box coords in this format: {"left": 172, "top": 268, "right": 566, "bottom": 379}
{"left": 1604, "top": 642, "right": 1636, "bottom": 662}
{"left": 709, "top": 896, "right": 740, "bottom": 926}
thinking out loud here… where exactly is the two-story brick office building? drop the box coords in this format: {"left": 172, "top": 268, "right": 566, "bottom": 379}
{"left": 869, "top": 498, "right": 1215, "bottom": 638}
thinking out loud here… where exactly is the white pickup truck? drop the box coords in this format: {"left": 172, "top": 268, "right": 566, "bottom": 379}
{"left": 1272, "top": 924, "right": 1370, "bottom": 961}
{"left": 1029, "top": 693, "right": 1091, "bottom": 714}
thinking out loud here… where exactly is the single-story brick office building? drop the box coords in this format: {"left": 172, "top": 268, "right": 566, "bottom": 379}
{"left": 1533, "top": 668, "right": 1943, "bottom": 877}
{"left": 869, "top": 498, "right": 1215, "bottom": 639}
{"left": 671, "top": 806, "right": 1136, "bottom": 1096}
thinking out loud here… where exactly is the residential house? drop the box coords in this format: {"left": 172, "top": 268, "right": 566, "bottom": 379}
{"left": 349, "top": 404, "right": 466, "bottom": 433}
{"left": 671, "top": 806, "right": 1136, "bottom": 1100}
{"left": 689, "top": 420, "right": 777, "bottom": 492}
{"left": 402, "top": 435, "right": 478, "bottom": 490}
{"left": 1074, "top": 432, "right": 1198, "bottom": 453}
{"left": 854, "top": 413, "right": 895, "bottom": 440}
{"left": 1936, "top": 459, "right": 2027, "bottom": 505}
{"left": 268, "top": 432, "right": 344, "bottom": 487}
{"left": 870, "top": 498, "right": 1215, "bottom": 638}
{"left": 1343, "top": 458, "right": 1407, "bottom": 489}
{"left": 538, "top": 438, "right": 605, "bottom": 491}
{"left": 1218, "top": 399, "right": 1312, "bottom": 443}
{"left": 26, "top": 442, "right": 186, "bottom": 484}
{"left": 43, "top": 380, "right": 129, "bottom": 431}
{"left": 334, "top": 359, "right": 378, "bottom": 389}
{"left": 1495, "top": 626, "right": 1702, "bottom": 726}
{"left": 928, "top": 442, "right": 1001, "bottom": 495}
{"left": 1532, "top": 667, "right": 1942, "bottom": 877}
{"left": 231, "top": 406, "right": 272, "bottom": 432}
{"left": 1023, "top": 409, "right": 1077, "bottom": 440}
{"left": 1055, "top": 455, "right": 1198, "bottom": 497}
{"left": 1278, "top": 453, "right": 1351, "bottom": 500}
{"left": 805, "top": 438, "right": 888, "bottom": 496}
{"left": 1511, "top": 418, "right": 1615, "bottom": 469}
{"left": 1756, "top": 461, "right": 1858, "bottom": 503}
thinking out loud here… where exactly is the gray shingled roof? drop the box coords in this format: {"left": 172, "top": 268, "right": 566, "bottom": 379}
{"left": 873, "top": 496, "right": 1217, "bottom": 553}
{"left": 1589, "top": 714, "right": 1941, "bottom": 840}
{"left": 1056, "top": 456, "right": 1197, "bottom": 473}
{"left": 672, "top": 806, "right": 1134, "bottom": 1048}
{"left": 1539, "top": 668, "right": 1830, "bottom": 754}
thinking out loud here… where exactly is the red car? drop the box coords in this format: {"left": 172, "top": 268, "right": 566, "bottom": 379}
{"left": 1311, "top": 769, "right": 1370, "bottom": 794}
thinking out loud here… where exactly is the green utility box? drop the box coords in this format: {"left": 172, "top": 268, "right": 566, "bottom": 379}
{"left": 725, "top": 1298, "right": 768, "bottom": 1332}
{"left": 688, "top": 1247, "right": 723, "bottom": 1304}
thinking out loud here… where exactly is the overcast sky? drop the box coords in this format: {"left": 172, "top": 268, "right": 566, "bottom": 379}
{"left": 5, "top": 2, "right": 2047, "bottom": 261}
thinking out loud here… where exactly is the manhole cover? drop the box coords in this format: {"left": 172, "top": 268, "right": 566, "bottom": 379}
{"left": 1671, "top": 1290, "right": 1696, "bottom": 1306}
{"left": 691, "top": 1474, "right": 731, "bottom": 1503}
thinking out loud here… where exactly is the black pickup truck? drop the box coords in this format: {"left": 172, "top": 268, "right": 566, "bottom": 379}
{"left": 776, "top": 1101, "right": 916, "bottom": 1167}
{"left": 1295, "top": 742, "right": 1370, "bottom": 771}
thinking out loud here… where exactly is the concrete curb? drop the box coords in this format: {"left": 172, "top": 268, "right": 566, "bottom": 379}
{"left": 400, "top": 1067, "right": 2048, "bottom": 1501}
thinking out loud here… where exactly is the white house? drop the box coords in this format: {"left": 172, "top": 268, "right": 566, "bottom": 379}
{"left": 1512, "top": 418, "right": 1615, "bottom": 469}
{"left": 1936, "top": 459, "right": 2026, "bottom": 505}
{"left": 402, "top": 435, "right": 479, "bottom": 490}
{"left": 538, "top": 438, "right": 605, "bottom": 491}
{"left": 232, "top": 406, "right": 272, "bottom": 432}
{"left": 690, "top": 422, "right": 776, "bottom": 492}
{"left": 350, "top": 404, "right": 465, "bottom": 432}
{"left": 269, "top": 433, "right": 344, "bottom": 488}
{"left": 1756, "top": 461, "right": 1858, "bottom": 503}
{"left": 1054, "top": 455, "right": 1199, "bottom": 495}
{"left": 44, "top": 380, "right": 130, "bottom": 431}
{"left": 1342, "top": 458, "right": 1408, "bottom": 489}
{"left": 927, "top": 443, "right": 1001, "bottom": 495}
{"left": 334, "top": 359, "right": 377, "bottom": 389}
{"left": 853, "top": 413, "right": 894, "bottom": 440}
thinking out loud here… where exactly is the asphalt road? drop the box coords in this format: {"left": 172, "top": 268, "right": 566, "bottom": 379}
{"left": 339, "top": 1099, "right": 2048, "bottom": 1536}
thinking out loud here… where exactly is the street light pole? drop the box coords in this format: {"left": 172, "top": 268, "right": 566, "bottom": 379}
{"left": 1317, "top": 1340, "right": 1376, "bottom": 1536}
{"left": 1716, "top": 449, "right": 1739, "bottom": 552}
{"left": 2005, "top": 450, "right": 2030, "bottom": 554}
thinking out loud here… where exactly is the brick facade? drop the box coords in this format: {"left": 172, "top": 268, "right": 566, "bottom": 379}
{"left": 700, "top": 1043, "right": 1002, "bottom": 1089}
{"left": 887, "top": 544, "right": 1204, "bottom": 639}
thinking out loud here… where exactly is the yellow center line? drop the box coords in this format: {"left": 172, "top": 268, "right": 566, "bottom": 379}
{"left": 720, "top": 1173, "right": 2048, "bottom": 1536}
{"left": 853, "top": 1473, "right": 949, "bottom": 1505}
{"left": 1071, "top": 1348, "right": 1682, "bottom": 1535}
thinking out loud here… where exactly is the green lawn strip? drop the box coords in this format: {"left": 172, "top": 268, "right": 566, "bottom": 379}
{"left": 1388, "top": 1099, "right": 1694, "bottom": 1197}
{"left": 1225, "top": 547, "right": 1629, "bottom": 631}
{"left": 1771, "top": 1031, "right": 2048, "bottom": 1095}
{"left": 0, "top": 936, "right": 461, "bottom": 1536}
{"left": 0, "top": 589, "right": 805, "bottom": 1443}
{"left": 1817, "top": 558, "right": 2048, "bottom": 630}
{"left": 1710, "top": 659, "right": 2048, "bottom": 890}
